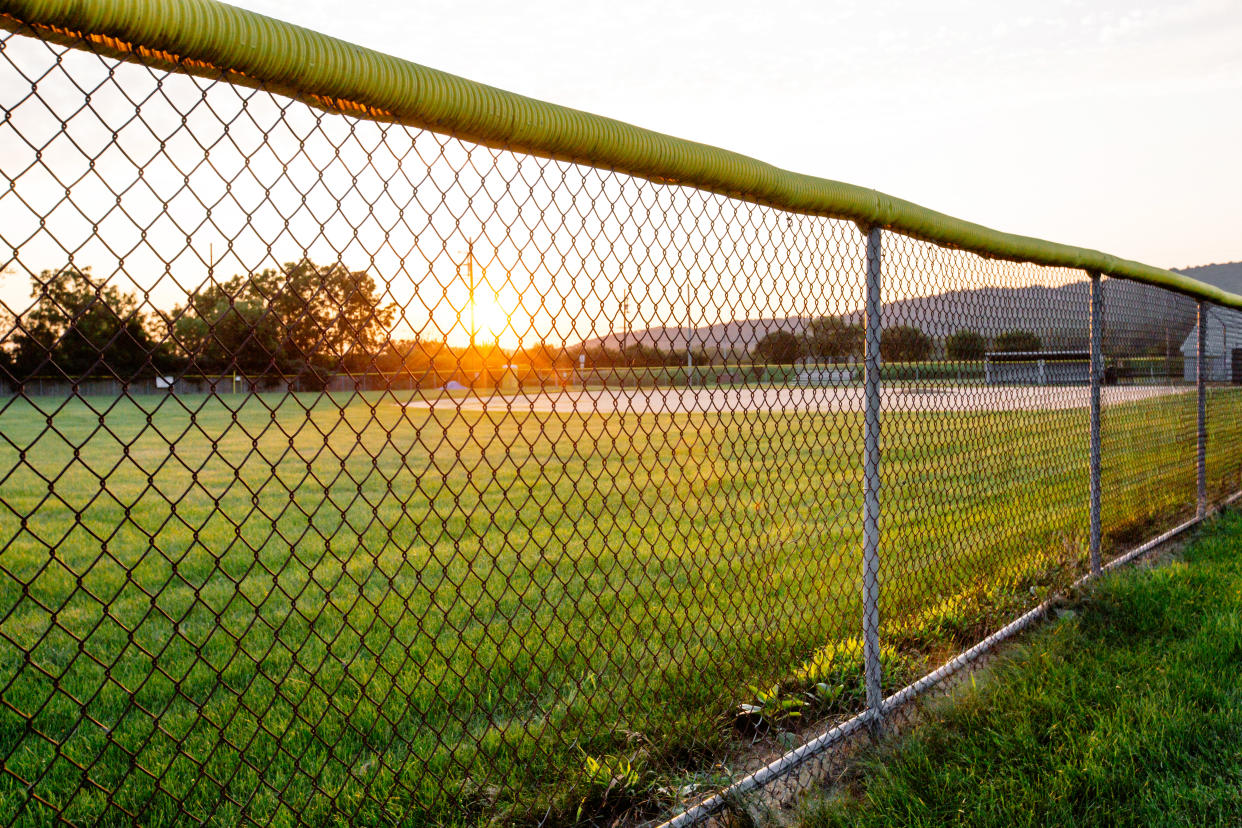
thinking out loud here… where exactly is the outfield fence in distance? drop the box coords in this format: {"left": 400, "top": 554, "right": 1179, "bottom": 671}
{"left": 1, "top": 2, "right": 1241, "bottom": 826}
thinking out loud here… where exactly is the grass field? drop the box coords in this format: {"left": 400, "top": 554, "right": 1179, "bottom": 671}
{"left": 802, "top": 510, "right": 1242, "bottom": 828}
{"left": 0, "top": 386, "right": 1240, "bottom": 825}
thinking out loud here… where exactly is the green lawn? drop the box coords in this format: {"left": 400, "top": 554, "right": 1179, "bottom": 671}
{"left": 0, "top": 387, "right": 1239, "bottom": 825}
{"left": 802, "top": 509, "right": 1242, "bottom": 828}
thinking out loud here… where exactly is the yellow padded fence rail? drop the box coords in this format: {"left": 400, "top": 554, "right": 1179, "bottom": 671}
{"left": 1, "top": 0, "right": 1235, "bottom": 308}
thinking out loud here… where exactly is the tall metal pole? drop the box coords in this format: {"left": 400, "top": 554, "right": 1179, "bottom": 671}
{"left": 1089, "top": 273, "right": 1102, "bottom": 575}
{"left": 1198, "top": 301, "right": 1207, "bottom": 518}
{"left": 861, "top": 225, "right": 884, "bottom": 737}
{"left": 467, "top": 240, "right": 476, "bottom": 352}
{"left": 686, "top": 281, "right": 694, "bottom": 388}
{"left": 468, "top": 241, "right": 478, "bottom": 389}
{"left": 624, "top": 282, "right": 632, "bottom": 375}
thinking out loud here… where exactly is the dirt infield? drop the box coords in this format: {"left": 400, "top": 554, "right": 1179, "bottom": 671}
{"left": 405, "top": 384, "right": 1192, "bottom": 415}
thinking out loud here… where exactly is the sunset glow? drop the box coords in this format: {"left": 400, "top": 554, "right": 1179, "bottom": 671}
{"left": 475, "top": 292, "right": 516, "bottom": 348}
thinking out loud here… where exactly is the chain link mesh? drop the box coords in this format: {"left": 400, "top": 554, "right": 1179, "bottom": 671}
{"left": 0, "top": 22, "right": 1237, "bottom": 827}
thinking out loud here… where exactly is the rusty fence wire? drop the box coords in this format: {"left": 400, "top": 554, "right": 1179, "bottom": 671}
{"left": 1, "top": 20, "right": 1240, "bottom": 828}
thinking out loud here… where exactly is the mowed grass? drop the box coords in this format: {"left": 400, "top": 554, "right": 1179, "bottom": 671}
{"left": 0, "top": 387, "right": 1239, "bottom": 825}
{"left": 802, "top": 509, "right": 1242, "bottom": 828}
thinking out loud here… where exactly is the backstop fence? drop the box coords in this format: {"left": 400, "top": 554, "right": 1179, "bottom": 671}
{"left": 1, "top": 3, "right": 1240, "bottom": 826}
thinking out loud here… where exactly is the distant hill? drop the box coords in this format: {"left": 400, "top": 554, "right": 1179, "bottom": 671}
{"left": 843, "top": 278, "right": 1198, "bottom": 353}
{"left": 1173, "top": 261, "right": 1242, "bottom": 295}
{"left": 577, "top": 270, "right": 1211, "bottom": 357}
{"left": 579, "top": 317, "right": 814, "bottom": 355}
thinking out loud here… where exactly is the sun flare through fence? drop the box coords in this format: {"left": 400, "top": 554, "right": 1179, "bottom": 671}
{"left": 1, "top": 3, "right": 1241, "bottom": 826}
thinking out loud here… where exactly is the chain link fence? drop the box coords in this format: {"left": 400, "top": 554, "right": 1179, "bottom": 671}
{"left": 1, "top": 9, "right": 1240, "bottom": 827}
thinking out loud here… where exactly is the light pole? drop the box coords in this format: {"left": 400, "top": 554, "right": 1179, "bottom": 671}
{"left": 685, "top": 280, "right": 694, "bottom": 388}
{"left": 621, "top": 282, "right": 632, "bottom": 388}
{"left": 457, "top": 240, "right": 480, "bottom": 389}
{"left": 623, "top": 282, "right": 631, "bottom": 352}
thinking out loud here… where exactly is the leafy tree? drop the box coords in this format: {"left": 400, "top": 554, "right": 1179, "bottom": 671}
{"left": 173, "top": 259, "right": 394, "bottom": 381}
{"left": 571, "top": 345, "right": 622, "bottom": 369}
{"left": 881, "top": 324, "right": 932, "bottom": 362}
{"left": 171, "top": 274, "right": 281, "bottom": 374}
{"left": 7, "top": 266, "right": 171, "bottom": 380}
{"left": 620, "top": 343, "right": 678, "bottom": 367}
{"left": 993, "top": 330, "right": 1042, "bottom": 353}
{"left": 805, "top": 316, "right": 864, "bottom": 362}
{"left": 374, "top": 338, "right": 458, "bottom": 373}
{"left": 0, "top": 308, "right": 13, "bottom": 379}
{"left": 520, "top": 342, "right": 571, "bottom": 370}
{"left": 753, "top": 330, "right": 804, "bottom": 365}
{"left": 945, "top": 329, "right": 987, "bottom": 360}
{"left": 679, "top": 347, "right": 711, "bottom": 366}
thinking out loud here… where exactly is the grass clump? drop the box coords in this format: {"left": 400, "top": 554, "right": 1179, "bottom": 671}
{"left": 802, "top": 511, "right": 1242, "bottom": 828}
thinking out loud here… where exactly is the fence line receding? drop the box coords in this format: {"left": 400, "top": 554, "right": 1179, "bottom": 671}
{"left": 0, "top": 2, "right": 1239, "bottom": 826}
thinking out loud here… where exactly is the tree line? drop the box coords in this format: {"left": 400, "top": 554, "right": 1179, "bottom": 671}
{"left": 0, "top": 261, "right": 711, "bottom": 388}
{"left": 0, "top": 264, "right": 1149, "bottom": 386}
{"left": 1, "top": 261, "right": 404, "bottom": 385}
{"left": 752, "top": 317, "right": 1046, "bottom": 364}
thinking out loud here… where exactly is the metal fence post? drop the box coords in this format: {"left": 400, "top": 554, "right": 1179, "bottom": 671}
{"left": 862, "top": 225, "right": 884, "bottom": 736}
{"left": 1089, "top": 272, "right": 1102, "bottom": 575}
{"left": 1198, "top": 301, "right": 1207, "bottom": 518}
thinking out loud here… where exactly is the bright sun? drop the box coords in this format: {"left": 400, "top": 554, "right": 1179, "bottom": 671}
{"left": 469, "top": 291, "right": 524, "bottom": 350}
{"left": 476, "top": 296, "right": 508, "bottom": 341}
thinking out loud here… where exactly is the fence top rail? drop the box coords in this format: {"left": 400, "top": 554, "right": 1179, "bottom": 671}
{"left": 2, "top": 0, "right": 1236, "bottom": 309}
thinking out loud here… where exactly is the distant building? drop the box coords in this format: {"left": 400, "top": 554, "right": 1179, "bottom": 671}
{"left": 984, "top": 351, "right": 1090, "bottom": 385}
{"left": 1180, "top": 312, "right": 1242, "bottom": 383}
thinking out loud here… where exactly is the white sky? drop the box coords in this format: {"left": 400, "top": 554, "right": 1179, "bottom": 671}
{"left": 236, "top": 0, "right": 1242, "bottom": 271}
{"left": 2, "top": 0, "right": 1239, "bottom": 351}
